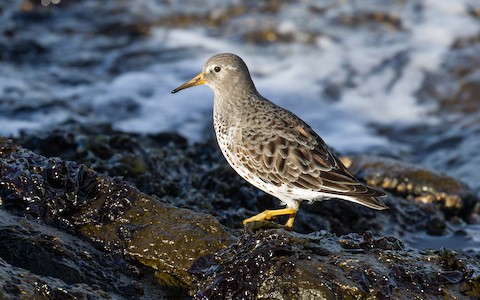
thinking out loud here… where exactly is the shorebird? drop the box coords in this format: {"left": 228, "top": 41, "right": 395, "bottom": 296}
{"left": 172, "top": 53, "right": 387, "bottom": 229}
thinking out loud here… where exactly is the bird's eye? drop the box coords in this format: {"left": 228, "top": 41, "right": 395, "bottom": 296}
{"left": 214, "top": 66, "right": 221, "bottom": 73}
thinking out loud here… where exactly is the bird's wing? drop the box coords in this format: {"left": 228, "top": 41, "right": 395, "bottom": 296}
{"left": 234, "top": 116, "right": 386, "bottom": 204}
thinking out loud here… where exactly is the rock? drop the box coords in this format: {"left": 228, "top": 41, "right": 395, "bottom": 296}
{"left": 342, "top": 154, "right": 479, "bottom": 217}
{"left": 190, "top": 228, "right": 480, "bottom": 299}
{"left": 0, "top": 136, "right": 234, "bottom": 295}
{"left": 14, "top": 124, "right": 392, "bottom": 236}
{"left": 15, "top": 123, "right": 268, "bottom": 232}
{"left": 3, "top": 127, "right": 480, "bottom": 298}
{"left": 15, "top": 124, "right": 480, "bottom": 242}
{"left": 5, "top": 125, "right": 480, "bottom": 297}
{"left": 79, "top": 198, "right": 235, "bottom": 287}
{"left": 0, "top": 209, "right": 166, "bottom": 299}
{"left": 420, "top": 34, "right": 480, "bottom": 116}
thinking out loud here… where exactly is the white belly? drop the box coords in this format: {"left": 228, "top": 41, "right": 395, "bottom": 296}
{"left": 215, "top": 126, "right": 304, "bottom": 210}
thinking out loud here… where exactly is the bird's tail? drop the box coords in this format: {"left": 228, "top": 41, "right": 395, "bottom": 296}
{"left": 351, "top": 195, "right": 388, "bottom": 210}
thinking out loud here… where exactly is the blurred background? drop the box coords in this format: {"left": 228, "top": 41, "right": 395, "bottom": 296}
{"left": 2, "top": 3, "right": 480, "bottom": 297}
{"left": 1, "top": 0, "right": 479, "bottom": 194}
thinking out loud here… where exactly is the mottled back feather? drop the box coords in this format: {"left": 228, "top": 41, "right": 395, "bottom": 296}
{"left": 223, "top": 97, "right": 386, "bottom": 209}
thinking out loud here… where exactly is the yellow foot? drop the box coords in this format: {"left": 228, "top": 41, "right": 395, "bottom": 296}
{"left": 284, "top": 212, "right": 297, "bottom": 230}
{"left": 243, "top": 208, "right": 298, "bottom": 230}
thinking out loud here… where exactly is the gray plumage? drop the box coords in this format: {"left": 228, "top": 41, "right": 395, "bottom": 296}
{"left": 172, "top": 53, "right": 387, "bottom": 228}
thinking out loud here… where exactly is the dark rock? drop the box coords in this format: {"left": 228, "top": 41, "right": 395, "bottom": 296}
{"left": 4, "top": 125, "right": 480, "bottom": 298}
{"left": 79, "top": 198, "right": 235, "bottom": 287}
{"left": 0, "top": 209, "right": 166, "bottom": 299}
{"left": 190, "top": 229, "right": 480, "bottom": 299}
{"left": 15, "top": 123, "right": 270, "bottom": 232}
{"left": 14, "top": 124, "right": 392, "bottom": 236}
{"left": 16, "top": 124, "right": 480, "bottom": 246}
{"left": 420, "top": 34, "right": 480, "bottom": 116}
{"left": 0, "top": 136, "right": 234, "bottom": 294}
{"left": 342, "top": 154, "right": 479, "bottom": 217}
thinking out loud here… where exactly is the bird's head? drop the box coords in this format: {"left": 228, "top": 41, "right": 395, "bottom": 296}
{"left": 172, "top": 53, "right": 256, "bottom": 95}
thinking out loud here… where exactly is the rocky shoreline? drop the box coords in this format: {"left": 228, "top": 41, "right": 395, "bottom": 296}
{"left": 2, "top": 0, "right": 480, "bottom": 298}
{"left": 1, "top": 124, "right": 479, "bottom": 299}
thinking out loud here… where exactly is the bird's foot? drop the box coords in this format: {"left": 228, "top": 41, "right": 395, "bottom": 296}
{"left": 243, "top": 208, "right": 297, "bottom": 230}
{"left": 284, "top": 212, "right": 297, "bottom": 230}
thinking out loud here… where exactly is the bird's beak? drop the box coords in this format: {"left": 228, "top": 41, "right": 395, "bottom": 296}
{"left": 171, "top": 72, "right": 205, "bottom": 93}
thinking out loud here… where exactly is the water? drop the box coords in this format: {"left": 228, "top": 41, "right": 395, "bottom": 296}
{"left": 1, "top": 0, "right": 475, "bottom": 146}
{"left": 1, "top": 0, "right": 480, "bottom": 250}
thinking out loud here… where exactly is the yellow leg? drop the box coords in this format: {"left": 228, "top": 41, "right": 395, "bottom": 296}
{"left": 243, "top": 208, "right": 298, "bottom": 229}
{"left": 284, "top": 212, "right": 297, "bottom": 230}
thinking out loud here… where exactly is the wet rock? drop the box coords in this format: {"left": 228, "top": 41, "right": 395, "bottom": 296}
{"left": 15, "top": 123, "right": 269, "bottom": 232}
{"left": 292, "top": 195, "right": 391, "bottom": 236}
{"left": 79, "top": 199, "right": 235, "bottom": 287}
{"left": 5, "top": 124, "right": 480, "bottom": 297}
{"left": 16, "top": 124, "right": 472, "bottom": 242}
{"left": 14, "top": 123, "right": 480, "bottom": 247}
{"left": 0, "top": 256, "right": 109, "bottom": 300}
{"left": 420, "top": 34, "right": 480, "bottom": 116}
{"left": 342, "top": 154, "right": 479, "bottom": 217}
{"left": 409, "top": 33, "right": 480, "bottom": 195}
{"left": 14, "top": 124, "right": 394, "bottom": 237}
{"left": 190, "top": 229, "right": 480, "bottom": 299}
{"left": 0, "top": 209, "right": 166, "bottom": 299}
{"left": 0, "top": 136, "right": 234, "bottom": 293}
{"left": 337, "top": 154, "right": 480, "bottom": 248}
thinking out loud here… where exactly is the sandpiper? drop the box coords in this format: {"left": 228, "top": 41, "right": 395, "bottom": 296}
{"left": 172, "top": 53, "right": 387, "bottom": 229}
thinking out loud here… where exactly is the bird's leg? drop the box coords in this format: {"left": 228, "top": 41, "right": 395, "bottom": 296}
{"left": 284, "top": 212, "right": 297, "bottom": 230}
{"left": 243, "top": 208, "right": 297, "bottom": 229}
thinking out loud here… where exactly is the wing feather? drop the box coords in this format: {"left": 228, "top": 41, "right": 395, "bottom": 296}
{"left": 234, "top": 117, "right": 386, "bottom": 206}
